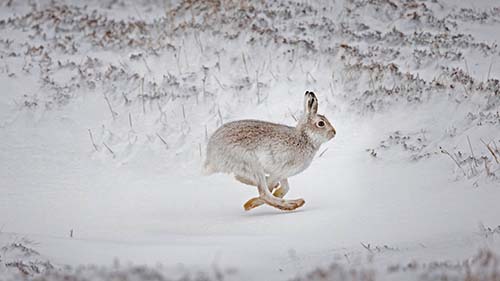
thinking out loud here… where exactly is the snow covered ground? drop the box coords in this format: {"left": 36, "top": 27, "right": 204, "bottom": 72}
{"left": 0, "top": 0, "right": 499, "bottom": 280}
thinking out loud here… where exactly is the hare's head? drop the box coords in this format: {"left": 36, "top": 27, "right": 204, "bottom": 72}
{"left": 298, "top": 91, "right": 336, "bottom": 145}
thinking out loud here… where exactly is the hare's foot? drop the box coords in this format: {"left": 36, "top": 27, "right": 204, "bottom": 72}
{"left": 249, "top": 174, "right": 303, "bottom": 211}
{"left": 264, "top": 197, "right": 305, "bottom": 211}
{"left": 243, "top": 178, "right": 291, "bottom": 211}
{"left": 243, "top": 197, "right": 263, "bottom": 211}
{"left": 273, "top": 178, "right": 289, "bottom": 198}
{"left": 272, "top": 186, "right": 287, "bottom": 198}
{"left": 243, "top": 186, "right": 287, "bottom": 211}
{"left": 244, "top": 196, "right": 305, "bottom": 211}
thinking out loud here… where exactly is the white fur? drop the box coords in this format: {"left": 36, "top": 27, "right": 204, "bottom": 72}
{"left": 204, "top": 91, "right": 335, "bottom": 211}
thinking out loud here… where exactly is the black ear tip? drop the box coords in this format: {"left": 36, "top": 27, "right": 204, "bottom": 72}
{"left": 305, "top": 91, "right": 310, "bottom": 95}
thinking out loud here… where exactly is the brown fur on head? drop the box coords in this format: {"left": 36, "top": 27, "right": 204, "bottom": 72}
{"left": 298, "top": 91, "right": 336, "bottom": 146}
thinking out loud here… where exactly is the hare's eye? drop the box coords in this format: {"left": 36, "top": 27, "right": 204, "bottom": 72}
{"left": 317, "top": 121, "right": 325, "bottom": 127}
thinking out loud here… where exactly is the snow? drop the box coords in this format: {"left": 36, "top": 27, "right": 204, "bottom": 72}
{"left": 0, "top": 0, "right": 499, "bottom": 280}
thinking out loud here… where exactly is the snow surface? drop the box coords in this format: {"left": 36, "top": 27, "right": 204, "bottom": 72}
{"left": 0, "top": 0, "right": 499, "bottom": 280}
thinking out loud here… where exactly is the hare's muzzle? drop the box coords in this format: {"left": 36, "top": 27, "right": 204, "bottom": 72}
{"left": 328, "top": 127, "right": 336, "bottom": 140}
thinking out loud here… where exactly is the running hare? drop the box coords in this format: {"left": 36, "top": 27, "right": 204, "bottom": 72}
{"left": 204, "top": 91, "right": 336, "bottom": 211}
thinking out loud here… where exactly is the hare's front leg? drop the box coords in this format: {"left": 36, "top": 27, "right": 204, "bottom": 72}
{"left": 235, "top": 175, "right": 279, "bottom": 192}
{"left": 271, "top": 178, "right": 290, "bottom": 198}
{"left": 243, "top": 178, "right": 290, "bottom": 210}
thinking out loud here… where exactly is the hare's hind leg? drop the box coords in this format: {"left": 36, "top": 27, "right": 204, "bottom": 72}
{"left": 244, "top": 174, "right": 304, "bottom": 211}
{"left": 243, "top": 178, "right": 290, "bottom": 210}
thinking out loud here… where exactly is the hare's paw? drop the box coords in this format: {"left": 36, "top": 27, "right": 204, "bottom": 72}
{"left": 272, "top": 186, "right": 286, "bottom": 198}
{"left": 278, "top": 198, "right": 305, "bottom": 211}
{"left": 244, "top": 197, "right": 305, "bottom": 211}
{"left": 243, "top": 197, "right": 264, "bottom": 211}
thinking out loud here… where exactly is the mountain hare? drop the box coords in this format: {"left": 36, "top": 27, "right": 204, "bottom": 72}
{"left": 204, "top": 91, "right": 336, "bottom": 211}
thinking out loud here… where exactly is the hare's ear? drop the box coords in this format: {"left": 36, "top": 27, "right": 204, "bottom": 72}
{"left": 304, "top": 91, "right": 318, "bottom": 116}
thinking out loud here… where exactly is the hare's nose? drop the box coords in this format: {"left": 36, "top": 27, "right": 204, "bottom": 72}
{"left": 328, "top": 127, "right": 336, "bottom": 140}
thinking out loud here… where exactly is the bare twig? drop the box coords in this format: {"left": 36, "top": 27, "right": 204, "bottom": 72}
{"left": 88, "top": 129, "right": 99, "bottom": 151}
{"left": 175, "top": 47, "right": 182, "bottom": 75}
{"left": 213, "top": 74, "right": 226, "bottom": 90}
{"left": 464, "top": 58, "right": 470, "bottom": 76}
{"left": 217, "top": 106, "right": 223, "bottom": 125}
{"left": 202, "top": 69, "right": 207, "bottom": 99}
{"left": 288, "top": 108, "right": 297, "bottom": 122}
{"left": 306, "top": 71, "right": 317, "bottom": 83}
{"left": 481, "top": 139, "right": 499, "bottom": 164}
{"left": 103, "top": 142, "right": 115, "bottom": 157}
{"left": 194, "top": 31, "right": 204, "bottom": 53}
{"left": 182, "top": 39, "right": 190, "bottom": 69}
{"left": 269, "top": 68, "right": 278, "bottom": 80}
{"left": 216, "top": 52, "right": 221, "bottom": 72}
{"left": 205, "top": 124, "right": 209, "bottom": 143}
{"left": 344, "top": 254, "right": 350, "bottom": 264}
{"left": 440, "top": 147, "right": 466, "bottom": 176}
{"left": 463, "top": 58, "right": 471, "bottom": 95}
{"left": 487, "top": 60, "right": 494, "bottom": 81}
{"left": 142, "top": 57, "right": 152, "bottom": 74}
{"left": 369, "top": 72, "right": 376, "bottom": 91}
{"left": 485, "top": 159, "right": 493, "bottom": 177}
{"left": 467, "top": 136, "right": 478, "bottom": 167}
{"left": 156, "top": 133, "right": 168, "bottom": 149}
{"left": 360, "top": 242, "right": 372, "bottom": 253}
{"left": 104, "top": 96, "right": 118, "bottom": 120}
{"left": 140, "top": 77, "right": 145, "bottom": 114}
{"left": 256, "top": 70, "right": 261, "bottom": 104}
{"left": 122, "top": 92, "right": 130, "bottom": 104}
{"left": 242, "top": 53, "right": 249, "bottom": 77}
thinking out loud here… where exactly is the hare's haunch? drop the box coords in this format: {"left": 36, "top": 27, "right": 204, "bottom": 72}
{"left": 204, "top": 91, "right": 336, "bottom": 211}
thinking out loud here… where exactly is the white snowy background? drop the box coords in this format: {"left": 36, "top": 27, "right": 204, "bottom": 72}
{"left": 0, "top": 0, "right": 499, "bottom": 280}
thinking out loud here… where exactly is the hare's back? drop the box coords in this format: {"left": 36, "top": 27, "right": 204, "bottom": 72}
{"left": 209, "top": 120, "right": 295, "bottom": 149}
